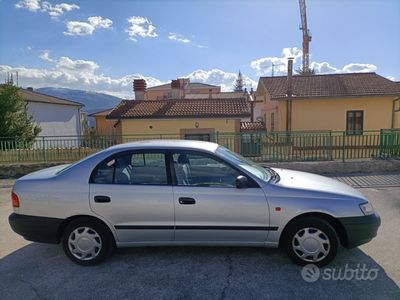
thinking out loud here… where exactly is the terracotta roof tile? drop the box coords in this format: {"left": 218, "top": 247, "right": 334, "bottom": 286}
{"left": 240, "top": 122, "right": 265, "bottom": 131}
{"left": 260, "top": 72, "right": 400, "bottom": 99}
{"left": 107, "top": 98, "right": 250, "bottom": 119}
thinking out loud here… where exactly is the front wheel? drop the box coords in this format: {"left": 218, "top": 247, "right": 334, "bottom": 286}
{"left": 282, "top": 217, "right": 339, "bottom": 267}
{"left": 62, "top": 218, "right": 114, "bottom": 266}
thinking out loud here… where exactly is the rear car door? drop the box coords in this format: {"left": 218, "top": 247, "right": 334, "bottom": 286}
{"left": 171, "top": 151, "right": 271, "bottom": 242}
{"left": 89, "top": 150, "right": 174, "bottom": 243}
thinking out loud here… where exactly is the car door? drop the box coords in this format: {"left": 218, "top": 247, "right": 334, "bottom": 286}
{"left": 171, "top": 151, "right": 271, "bottom": 243}
{"left": 89, "top": 150, "right": 174, "bottom": 243}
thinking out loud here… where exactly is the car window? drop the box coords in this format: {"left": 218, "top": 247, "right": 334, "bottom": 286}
{"left": 92, "top": 152, "right": 168, "bottom": 185}
{"left": 92, "top": 158, "right": 116, "bottom": 184}
{"left": 172, "top": 152, "right": 240, "bottom": 188}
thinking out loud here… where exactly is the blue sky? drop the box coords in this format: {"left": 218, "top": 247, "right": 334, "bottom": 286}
{"left": 1, "top": 0, "right": 399, "bottom": 98}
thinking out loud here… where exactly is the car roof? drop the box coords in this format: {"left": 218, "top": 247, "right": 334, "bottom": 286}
{"left": 107, "top": 139, "right": 220, "bottom": 153}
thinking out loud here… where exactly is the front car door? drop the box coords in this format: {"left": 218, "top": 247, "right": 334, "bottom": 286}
{"left": 89, "top": 150, "right": 174, "bottom": 243}
{"left": 171, "top": 150, "right": 271, "bottom": 243}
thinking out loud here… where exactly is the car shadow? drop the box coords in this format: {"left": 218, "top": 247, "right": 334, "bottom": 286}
{"left": 0, "top": 243, "right": 399, "bottom": 299}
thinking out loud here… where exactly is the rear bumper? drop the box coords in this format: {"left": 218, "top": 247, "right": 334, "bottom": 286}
{"left": 338, "top": 213, "right": 381, "bottom": 248}
{"left": 9, "top": 213, "right": 63, "bottom": 244}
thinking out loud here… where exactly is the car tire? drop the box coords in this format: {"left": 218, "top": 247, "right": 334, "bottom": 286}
{"left": 62, "top": 217, "right": 114, "bottom": 266}
{"left": 282, "top": 217, "right": 339, "bottom": 267}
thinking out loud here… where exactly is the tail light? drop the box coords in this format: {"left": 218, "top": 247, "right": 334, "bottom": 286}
{"left": 11, "top": 192, "right": 20, "bottom": 208}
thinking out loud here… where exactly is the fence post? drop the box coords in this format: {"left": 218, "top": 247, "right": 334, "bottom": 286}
{"left": 342, "top": 131, "right": 346, "bottom": 162}
{"left": 42, "top": 136, "right": 47, "bottom": 162}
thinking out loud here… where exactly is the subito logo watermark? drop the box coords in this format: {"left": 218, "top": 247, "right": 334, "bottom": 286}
{"left": 301, "top": 264, "right": 379, "bottom": 282}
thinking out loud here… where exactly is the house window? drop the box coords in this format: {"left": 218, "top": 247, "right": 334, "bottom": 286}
{"left": 346, "top": 111, "right": 363, "bottom": 135}
{"left": 271, "top": 112, "right": 275, "bottom": 132}
{"left": 184, "top": 134, "right": 210, "bottom": 141}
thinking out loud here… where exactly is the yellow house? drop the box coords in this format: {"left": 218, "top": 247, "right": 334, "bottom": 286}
{"left": 89, "top": 108, "right": 115, "bottom": 135}
{"left": 256, "top": 72, "right": 400, "bottom": 132}
{"left": 106, "top": 98, "right": 250, "bottom": 141}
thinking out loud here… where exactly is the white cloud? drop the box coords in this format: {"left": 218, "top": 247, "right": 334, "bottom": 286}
{"left": 309, "top": 61, "right": 339, "bottom": 74}
{"left": 250, "top": 47, "right": 303, "bottom": 76}
{"left": 0, "top": 54, "right": 259, "bottom": 99}
{"left": 251, "top": 47, "right": 379, "bottom": 76}
{"left": 0, "top": 57, "right": 163, "bottom": 99}
{"left": 15, "top": 0, "right": 41, "bottom": 11}
{"left": 39, "top": 50, "right": 53, "bottom": 62}
{"left": 15, "top": 0, "right": 79, "bottom": 19}
{"left": 310, "top": 61, "right": 377, "bottom": 74}
{"left": 125, "top": 16, "right": 157, "bottom": 42}
{"left": 186, "top": 69, "right": 257, "bottom": 92}
{"left": 168, "top": 32, "right": 207, "bottom": 48}
{"left": 87, "top": 16, "right": 113, "bottom": 28}
{"left": 168, "top": 32, "right": 191, "bottom": 44}
{"left": 386, "top": 76, "right": 396, "bottom": 81}
{"left": 342, "top": 63, "right": 377, "bottom": 73}
{"left": 64, "top": 16, "right": 113, "bottom": 36}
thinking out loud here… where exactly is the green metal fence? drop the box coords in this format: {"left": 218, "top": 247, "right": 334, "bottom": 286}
{"left": 1, "top": 129, "right": 399, "bottom": 163}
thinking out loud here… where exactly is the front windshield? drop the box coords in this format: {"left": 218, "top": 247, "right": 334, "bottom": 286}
{"left": 215, "top": 146, "right": 272, "bottom": 182}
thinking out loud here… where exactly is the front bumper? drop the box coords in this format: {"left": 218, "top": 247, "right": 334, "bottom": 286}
{"left": 9, "top": 213, "right": 64, "bottom": 244}
{"left": 338, "top": 213, "right": 381, "bottom": 248}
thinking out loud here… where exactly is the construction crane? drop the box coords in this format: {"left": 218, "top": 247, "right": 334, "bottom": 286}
{"left": 299, "top": 0, "right": 312, "bottom": 73}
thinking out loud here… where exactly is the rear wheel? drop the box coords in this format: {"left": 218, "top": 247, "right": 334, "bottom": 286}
{"left": 282, "top": 217, "right": 338, "bottom": 267}
{"left": 62, "top": 218, "right": 114, "bottom": 266}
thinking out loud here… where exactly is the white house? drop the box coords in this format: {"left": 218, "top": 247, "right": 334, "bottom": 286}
{"left": 20, "top": 88, "right": 84, "bottom": 145}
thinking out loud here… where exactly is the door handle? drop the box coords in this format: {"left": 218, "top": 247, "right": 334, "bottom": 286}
{"left": 179, "top": 197, "right": 196, "bottom": 205}
{"left": 94, "top": 195, "right": 111, "bottom": 203}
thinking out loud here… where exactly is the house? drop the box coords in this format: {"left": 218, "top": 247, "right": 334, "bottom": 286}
{"left": 136, "top": 78, "right": 221, "bottom": 100}
{"left": 256, "top": 72, "right": 400, "bottom": 132}
{"left": 92, "top": 78, "right": 264, "bottom": 136}
{"left": 106, "top": 98, "right": 250, "bottom": 141}
{"left": 20, "top": 88, "right": 84, "bottom": 137}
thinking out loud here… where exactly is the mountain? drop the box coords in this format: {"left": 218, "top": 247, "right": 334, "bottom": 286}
{"left": 35, "top": 87, "right": 122, "bottom": 113}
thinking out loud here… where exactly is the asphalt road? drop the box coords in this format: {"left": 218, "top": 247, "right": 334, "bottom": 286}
{"left": 0, "top": 176, "right": 399, "bottom": 300}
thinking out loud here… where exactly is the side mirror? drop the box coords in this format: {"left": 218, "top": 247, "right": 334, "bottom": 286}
{"left": 236, "top": 175, "right": 248, "bottom": 189}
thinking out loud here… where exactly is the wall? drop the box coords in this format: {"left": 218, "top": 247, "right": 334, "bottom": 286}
{"left": 261, "top": 94, "right": 398, "bottom": 132}
{"left": 27, "top": 102, "right": 81, "bottom": 136}
{"left": 256, "top": 86, "right": 279, "bottom": 131}
{"left": 120, "top": 118, "right": 238, "bottom": 136}
{"left": 95, "top": 116, "right": 117, "bottom": 135}
{"left": 145, "top": 87, "right": 221, "bottom": 100}
{"left": 288, "top": 96, "right": 398, "bottom": 131}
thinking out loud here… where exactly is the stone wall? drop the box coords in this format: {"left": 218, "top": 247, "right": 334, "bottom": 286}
{"left": 1, "top": 159, "right": 399, "bottom": 179}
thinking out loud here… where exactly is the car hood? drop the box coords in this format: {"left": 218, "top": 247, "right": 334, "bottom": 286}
{"left": 271, "top": 168, "right": 366, "bottom": 200}
{"left": 18, "top": 164, "right": 71, "bottom": 180}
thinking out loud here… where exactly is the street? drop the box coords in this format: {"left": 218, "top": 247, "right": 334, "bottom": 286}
{"left": 0, "top": 175, "right": 399, "bottom": 299}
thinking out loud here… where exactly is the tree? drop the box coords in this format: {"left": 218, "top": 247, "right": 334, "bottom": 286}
{"left": 234, "top": 70, "right": 244, "bottom": 92}
{"left": 0, "top": 83, "right": 41, "bottom": 141}
{"left": 296, "top": 67, "right": 316, "bottom": 75}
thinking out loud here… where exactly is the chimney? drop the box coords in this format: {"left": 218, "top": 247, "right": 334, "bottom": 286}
{"left": 171, "top": 79, "right": 182, "bottom": 99}
{"left": 208, "top": 89, "right": 212, "bottom": 99}
{"left": 133, "top": 79, "right": 147, "bottom": 100}
{"left": 286, "top": 57, "right": 294, "bottom": 131}
{"left": 287, "top": 58, "right": 293, "bottom": 97}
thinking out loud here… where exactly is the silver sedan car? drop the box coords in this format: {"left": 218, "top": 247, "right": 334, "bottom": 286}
{"left": 9, "top": 140, "right": 380, "bottom": 266}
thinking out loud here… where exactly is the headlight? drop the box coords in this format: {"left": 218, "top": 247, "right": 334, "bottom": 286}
{"left": 359, "top": 203, "right": 374, "bottom": 215}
